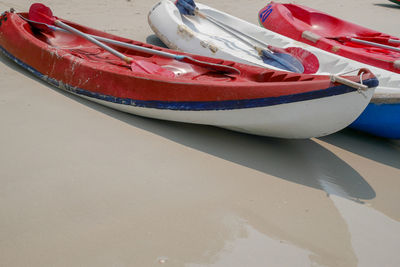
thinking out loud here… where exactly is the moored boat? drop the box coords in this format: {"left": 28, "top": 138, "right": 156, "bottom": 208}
{"left": 258, "top": 2, "right": 400, "bottom": 138}
{"left": 0, "top": 8, "right": 377, "bottom": 138}
{"left": 258, "top": 2, "right": 400, "bottom": 74}
{"left": 350, "top": 93, "right": 400, "bottom": 139}
{"left": 148, "top": 0, "right": 400, "bottom": 138}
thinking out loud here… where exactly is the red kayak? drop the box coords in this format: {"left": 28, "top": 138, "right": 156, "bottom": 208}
{"left": 259, "top": 2, "right": 400, "bottom": 74}
{"left": 0, "top": 8, "right": 377, "bottom": 138}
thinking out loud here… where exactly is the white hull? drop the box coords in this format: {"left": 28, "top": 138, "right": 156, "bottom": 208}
{"left": 148, "top": 0, "right": 400, "bottom": 101}
{"left": 74, "top": 88, "right": 373, "bottom": 139}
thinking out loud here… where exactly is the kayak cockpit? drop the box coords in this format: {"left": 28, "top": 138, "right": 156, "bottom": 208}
{"left": 283, "top": 4, "right": 400, "bottom": 49}
{"left": 283, "top": 4, "right": 350, "bottom": 37}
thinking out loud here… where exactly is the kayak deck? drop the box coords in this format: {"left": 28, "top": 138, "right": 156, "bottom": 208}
{"left": 24, "top": 14, "right": 329, "bottom": 85}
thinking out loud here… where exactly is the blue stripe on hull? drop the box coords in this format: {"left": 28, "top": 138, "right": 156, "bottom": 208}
{"left": 0, "top": 45, "right": 378, "bottom": 111}
{"left": 350, "top": 102, "right": 400, "bottom": 139}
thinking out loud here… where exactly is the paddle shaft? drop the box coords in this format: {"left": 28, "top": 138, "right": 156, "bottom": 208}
{"left": 87, "top": 34, "right": 240, "bottom": 73}
{"left": 389, "top": 39, "right": 400, "bottom": 44}
{"left": 197, "top": 11, "right": 275, "bottom": 52}
{"left": 51, "top": 25, "right": 200, "bottom": 60}
{"left": 88, "top": 34, "right": 189, "bottom": 61}
{"left": 192, "top": 9, "right": 303, "bottom": 72}
{"left": 348, "top": 37, "right": 400, "bottom": 53}
{"left": 26, "top": 3, "right": 239, "bottom": 74}
{"left": 55, "top": 20, "right": 133, "bottom": 63}
{"left": 44, "top": 23, "right": 240, "bottom": 74}
{"left": 194, "top": 11, "right": 262, "bottom": 54}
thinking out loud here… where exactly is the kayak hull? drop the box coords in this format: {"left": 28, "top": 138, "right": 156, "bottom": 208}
{"left": 0, "top": 10, "right": 377, "bottom": 139}
{"left": 350, "top": 103, "right": 400, "bottom": 139}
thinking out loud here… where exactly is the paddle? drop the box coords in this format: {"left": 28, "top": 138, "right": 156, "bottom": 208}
{"left": 329, "top": 36, "right": 400, "bottom": 53}
{"left": 175, "top": 0, "right": 307, "bottom": 73}
{"left": 28, "top": 3, "right": 240, "bottom": 75}
{"left": 345, "top": 36, "right": 400, "bottom": 45}
{"left": 196, "top": 12, "right": 319, "bottom": 74}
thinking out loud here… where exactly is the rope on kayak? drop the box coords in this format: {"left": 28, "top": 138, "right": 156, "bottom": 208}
{"left": 360, "top": 72, "right": 365, "bottom": 86}
{"left": 336, "top": 68, "right": 363, "bottom": 76}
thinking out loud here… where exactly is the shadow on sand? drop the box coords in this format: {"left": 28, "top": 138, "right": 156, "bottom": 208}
{"left": 373, "top": 3, "right": 400, "bottom": 9}
{"left": 0, "top": 51, "right": 377, "bottom": 202}
{"left": 319, "top": 128, "right": 400, "bottom": 170}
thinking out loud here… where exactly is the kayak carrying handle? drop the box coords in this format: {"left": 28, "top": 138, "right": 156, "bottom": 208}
{"left": 330, "top": 74, "right": 368, "bottom": 91}
{"left": 302, "top": 31, "right": 321, "bottom": 43}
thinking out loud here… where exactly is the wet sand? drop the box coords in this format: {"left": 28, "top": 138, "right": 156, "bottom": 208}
{"left": 0, "top": 0, "right": 399, "bottom": 266}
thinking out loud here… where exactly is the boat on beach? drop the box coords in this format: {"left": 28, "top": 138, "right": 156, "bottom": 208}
{"left": 258, "top": 2, "right": 400, "bottom": 74}
{"left": 258, "top": 2, "right": 400, "bottom": 139}
{"left": 148, "top": 0, "right": 400, "bottom": 138}
{"left": 0, "top": 8, "right": 378, "bottom": 139}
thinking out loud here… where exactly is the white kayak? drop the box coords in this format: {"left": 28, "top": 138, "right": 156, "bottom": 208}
{"left": 148, "top": 0, "right": 400, "bottom": 99}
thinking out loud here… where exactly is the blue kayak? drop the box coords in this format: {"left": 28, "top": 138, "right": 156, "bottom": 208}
{"left": 350, "top": 100, "right": 400, "bottom": 139}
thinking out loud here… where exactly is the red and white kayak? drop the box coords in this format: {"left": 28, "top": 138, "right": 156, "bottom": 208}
{"left": 259, "top": 2, "right": 400, "bottom": 74}
{"left": 0, "top": 9, "right": 377, "bottom": 138}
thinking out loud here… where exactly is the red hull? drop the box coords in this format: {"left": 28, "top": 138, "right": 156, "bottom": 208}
{"left": 0, "top": 11, "right": 375, "bottom": 109}
{"left": 259, "top": 2, "right": 400, "bottom": 74}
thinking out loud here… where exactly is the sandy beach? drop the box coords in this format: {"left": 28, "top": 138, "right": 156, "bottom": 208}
{"left": 0, "top": 0, "right": 399, "bottom": 266}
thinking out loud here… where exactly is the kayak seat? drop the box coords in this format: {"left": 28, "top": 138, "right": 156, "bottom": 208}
{"left": 131, "top": 60, "right": 175, "bottom": 78}
{"left": 284, "top": 4, "right": 355, "bottom": 37}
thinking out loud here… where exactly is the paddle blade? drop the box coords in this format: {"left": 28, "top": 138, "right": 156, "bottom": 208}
{"left": 29, "top": 3, "right": 56, "bottom": 26}
{"left": 181, "top": 56, "right": 241, "bottom": 75}
{"left": 131, "top": 60, "right": 175, "bottom": 78}
{"left": 267, "top": 45, "right": 319, "bottom": 74}
{"left": 283, "top": 47, "right": 319, "bottom": 74}
{"left": 261, "top": 50, "right": 304, "bottom": 73}
{"left": 175, "top": 0, "right": 197, "bottom": 16}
